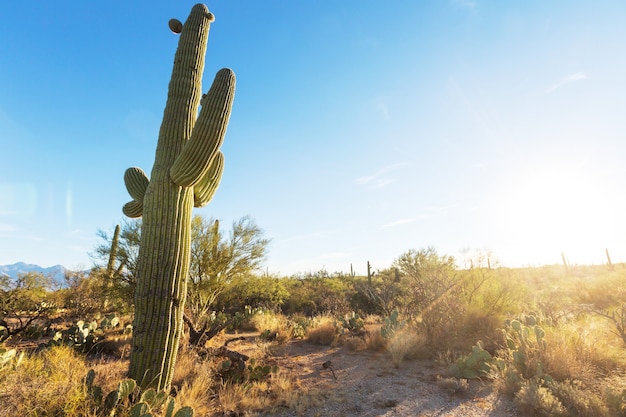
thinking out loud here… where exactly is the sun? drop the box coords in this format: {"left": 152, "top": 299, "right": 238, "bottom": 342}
{"left": 493, "top": 157, "right": 615, "bottom": 266}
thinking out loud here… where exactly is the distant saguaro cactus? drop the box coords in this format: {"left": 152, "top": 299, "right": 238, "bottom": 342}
{"left": 103, "top": 224, "right": 120, "bottom": 309}
{"left": 122, "top": 3, "right": 235, "bottom": 391}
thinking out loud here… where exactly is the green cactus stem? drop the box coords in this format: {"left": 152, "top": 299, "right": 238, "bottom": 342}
{"left": 124, "top": 3, "right": 235, "bottom": 391}
{"left": 103, "top": 224, "right": 120, "bottom": 309}
{"left": 106, "top": 224, "right": 120, "bottom": 277}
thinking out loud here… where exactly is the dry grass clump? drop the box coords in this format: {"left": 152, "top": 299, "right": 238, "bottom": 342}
{"left": 436, "top": 375, "right": 469, "bottom": 395}
{"left": 305, "top": 316, "right": 339, "bottom": 346}
{"left": 454, "top": 307, "right": 504, "bottom": 351}
{"left": 528, "top": 319, "right": 626, "bottom": 384}
{"left": 364, "top": 328, "right": 387, "bottom": 352}
{"left": 249, "top": 312, "right": 291, "bottom": 343}
{"left": 174, "top": 369, "right": 214, "bottom": 417}
{"left": 341, "top": 327, "right": 387, "bottom": 352}
{"left": 215, "top": 370, "right": 315, "bottom": 415}
{"left": 548, "top": 380, "right": 608, "bottom": 417}
{"left": 0, "top": 345, "right": 92, "bottom": 417}
{"left": 514, "top": 379, "right": 567, "bottom": 417}
{"left": 387, "top": 329, "right": 429, "bottom": 368}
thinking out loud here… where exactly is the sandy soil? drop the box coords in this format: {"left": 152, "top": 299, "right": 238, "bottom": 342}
{"left": 263, "top": 339, "right": 519, "bottom": 417}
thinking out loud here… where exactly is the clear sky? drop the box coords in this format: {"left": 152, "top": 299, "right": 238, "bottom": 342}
{"left": 1, "top": 1, "right": 625, "bottom": 275}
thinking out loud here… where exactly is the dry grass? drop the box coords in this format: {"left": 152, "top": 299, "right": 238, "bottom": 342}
{"left": 387, "top": 329, "right": 429, "bottom": 368}
{"left": 249, "top": 312, "right": 291, "bottom": 343}
{"left": 342, "top": 326, "right": 387, "bottom": 352}
{"left": 0, "top": 345, "right": 92, "bottom": 417}
{"left": 532, "top": 318, "right": 626, "bottom": 384}
{"left": 436, "top": 376, "right": 469, "bottom": 395}
{"left": 175, "top": 369, "right": 214, "bottom": 416}
{"left": 305, "top": 316, "right": 339, "bottom": 346}
{"left": 364, "top": 329, "right": 387, "bottom": 352}
{"left": 0, "top": 332, "right": 329, "bottom": 417}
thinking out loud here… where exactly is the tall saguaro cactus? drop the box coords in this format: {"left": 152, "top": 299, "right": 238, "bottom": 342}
{"left": 122, "top": 4, "right": 235, "bottom": 391}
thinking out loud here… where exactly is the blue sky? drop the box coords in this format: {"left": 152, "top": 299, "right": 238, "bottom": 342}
{"left": 1, "top": 1, "right": 625, "bottom": 275}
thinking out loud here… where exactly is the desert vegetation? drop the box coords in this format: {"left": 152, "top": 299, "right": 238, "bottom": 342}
{"left": 2, "top": 4, "right": 624, "bottom": 417}
{"left": 2, "top": 218, "right": 626, "bottom": 416}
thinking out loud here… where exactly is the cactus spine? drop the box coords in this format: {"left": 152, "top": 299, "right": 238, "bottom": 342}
{"left": 123, "top": 3, "right": 235, "bottom": 391}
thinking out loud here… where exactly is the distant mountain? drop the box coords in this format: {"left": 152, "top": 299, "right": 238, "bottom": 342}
{"left": 0, "top": 262, "right": 69, "bottom": 288}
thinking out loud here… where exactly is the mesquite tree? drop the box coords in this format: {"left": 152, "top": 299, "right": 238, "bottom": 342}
{"left": 122, "top": 4, "right": 235, "bottom": 390}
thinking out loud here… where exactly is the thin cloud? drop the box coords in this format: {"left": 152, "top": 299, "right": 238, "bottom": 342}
{"left": 382, "top": 206, "right": 452, "bottom": 228}
{"left": 356, "top": 163, "right": 408, "bottom": 190}
{"left": 545, "top": 72, "right": 588, "bottom": 94}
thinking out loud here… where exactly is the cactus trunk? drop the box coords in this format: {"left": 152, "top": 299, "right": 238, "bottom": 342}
{"left": 124, "top": 3, "right": 235, "bottom": 391}
{"left": 103, "top": 224, "right": 120, "bottom": 309}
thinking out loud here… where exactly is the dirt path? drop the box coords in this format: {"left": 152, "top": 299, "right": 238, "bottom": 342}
{"left": 265, "top": 339, "right": 519, "bottom": 417}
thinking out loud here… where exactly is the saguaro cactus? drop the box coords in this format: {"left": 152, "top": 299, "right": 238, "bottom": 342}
{"left": 122, "top": 3, "right": 235, "bottom": 390}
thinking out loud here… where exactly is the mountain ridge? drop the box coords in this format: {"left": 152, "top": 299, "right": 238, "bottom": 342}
{"left": 0, "top": 262, "right": 71, "bottom": 288}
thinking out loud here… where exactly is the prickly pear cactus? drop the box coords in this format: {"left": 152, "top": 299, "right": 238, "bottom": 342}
{"left": 123, "top": 3, "right": 235, "bottom": 390}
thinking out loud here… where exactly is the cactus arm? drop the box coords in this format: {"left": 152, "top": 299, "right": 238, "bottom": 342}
{"left": 193, "top": 151, "right": 224, "bottom": 207}
{"left": 124, "top": 167, "right": 149, "bottom": 201}
{"left": 122, "top": 167, "right": 149, "bottom": 218}
{"left": 170, "top": 68, "right": 235, "bottom": 187}
{"left": 122, "top": 200, "right": 143, "bottom": 218}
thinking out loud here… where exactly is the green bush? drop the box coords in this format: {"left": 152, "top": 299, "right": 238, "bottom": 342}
{"left": 514, "top": 378, "right": 566, "bottom": 417}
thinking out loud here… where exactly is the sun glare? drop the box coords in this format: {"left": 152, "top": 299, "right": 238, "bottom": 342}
{"left": 495, "top": 158, "right": 615, "bottom": 266}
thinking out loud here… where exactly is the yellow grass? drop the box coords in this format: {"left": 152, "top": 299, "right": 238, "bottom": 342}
{"left": 0, "top": 346, "right": 92, "bottom": 417}
{"left": 305, "top": 316, "right": 339, "bottom": 346}
{"left": 387, "top": 329, "right": 429, "bottom": 368}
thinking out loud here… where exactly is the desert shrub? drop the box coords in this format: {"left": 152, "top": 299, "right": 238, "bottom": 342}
{"left": 216, "top": 274, "right": 289, "bottom": 314}
{"left": 387, "top": 328, "right": 429, "bottom": 367}
{"left": 354, "top": 268, "right": 404, "bottom": 317}
{"left": 537, "top": 322, "right": 604, "bottom": 383}
{"left": 60, "top": 270, "right": 109, "bottom": 318}
{"left": 281, "top": 278, "right": 318, "bottom": 316}
{"left": 604, "top": 385, "right": 626, "bottom": 417}
{"left": 436, "top": 376, "right": 469, "bottom": 395}
{"left": 0, "top": 272, "right": 57, "bottom": 342}
{"left": 415, "top": 294, "right": 465, "bottom": 350}
{"left": 361, "top": 329, "right": 387, "bottom": 352}
{"left": 548, "top": 379, "right": 608, "bottom": 417}
{"left": 306, "top": 316, "right": 340, "bottom": 346}
{"left": 454, "top": 306, "right": 503, "bottom": 352}
{"left": 514, "top": 378, "right": 567, "bottom": 417}
{"left": 461, "top": 266, "right": 526, "bottom": 316}
{"left": 282, "top": 274, "right": 355, "bottom": 316}
{"left": 249, "top": 311, "right": 291, "bottom": 343}
{"left": 393, "top": 247, "right": 457, "bottom": 318}
{"left": 338, "top": 311, "right": 365, "bottom": 334}
{"left": 341, "top": 335, "right": 366, "bottom": 351}
{"left": 218, "top": 357, "right": 278, "bottom": 384}
{"left": 287, "top": 313, "right": 312, "bottom": 339}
